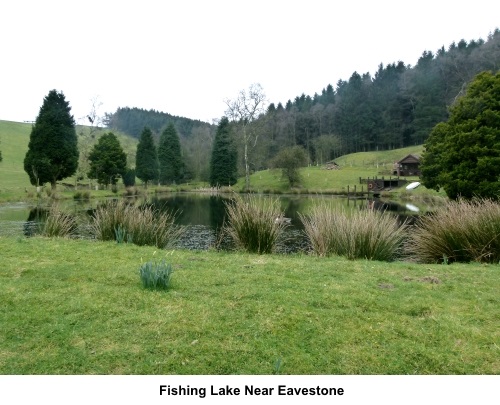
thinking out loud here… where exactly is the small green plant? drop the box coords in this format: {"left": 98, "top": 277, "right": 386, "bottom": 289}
{"left": 139, "top": 259, "right": 174, "bottom": 290}
{"left": 114, "top": 224, "right": 133, "bottom": 244}
{"left": 273, "top": 358, "right": 283, "bottom": 374}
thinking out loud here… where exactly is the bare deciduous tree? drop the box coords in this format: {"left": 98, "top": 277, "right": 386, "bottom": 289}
{"left": 224, "top": 83, "right": 267, "bottom": 190}
{"left": 76, "top": 96, "right": 104, "bottom": 188}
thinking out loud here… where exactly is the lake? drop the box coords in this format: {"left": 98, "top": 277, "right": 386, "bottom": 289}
{"left": 0, "top": 193, "right": 428, "bottom": 252}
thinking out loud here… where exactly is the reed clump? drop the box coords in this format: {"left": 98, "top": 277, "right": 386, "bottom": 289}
{"left": 406, "top": 198, "right": 500, "bottom": 263}
{"left": 41, "top": 206, "right": 78, "bottom": 238}
{"left": 224, "top": 195, "right": 289, "bottom": 254}
{"left": 89, "top": 200, "right": 184, "bottom": 248}
{"left": 300, "top": 202, "right": 406, "bottom": 261}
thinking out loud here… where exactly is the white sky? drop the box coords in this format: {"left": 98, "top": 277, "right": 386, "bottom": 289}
{"left": 1, "top": 0, "right": 499, "bottom": 125}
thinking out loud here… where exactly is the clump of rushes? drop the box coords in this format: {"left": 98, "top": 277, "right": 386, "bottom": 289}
{"left": 90, "top": 200, "right": 184, "bottom": 248}
{"left": 41, "top": 206, "right": 78, "bottom": 238}
{"left": 139, "top": 259, "right": 173, "bottom": 290}
{"left": 224, "top": 195, "right": 289, "bottom": 254}
{"left": 300, "top": 202, "right": 405, "bottom": 261}
{"left": 406, "top": 198, "right": 500, "bottom": 263}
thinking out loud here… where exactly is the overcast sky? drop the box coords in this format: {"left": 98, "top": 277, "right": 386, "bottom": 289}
{"left": 1, "top": 0, "right": 499, "bottom": 125}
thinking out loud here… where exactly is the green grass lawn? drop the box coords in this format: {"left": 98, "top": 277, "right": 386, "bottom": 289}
{"left": 1, "top": 236, "right": 498, "bottom": 374}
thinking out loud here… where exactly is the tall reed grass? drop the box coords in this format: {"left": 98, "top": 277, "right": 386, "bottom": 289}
{"left": 41, "top": 206, "right": 78, "bottom": 238}
{"left": 406, "top": 198, "right": 500, "bottom": 263}
{"left": 89, "top": 200, "right": 184, "bottom": 248}
{"left": 300, "top": 202, "right": 406, "bottom": 261}
{"left": 224, "top": 195, "right": 289, "bottom": 254}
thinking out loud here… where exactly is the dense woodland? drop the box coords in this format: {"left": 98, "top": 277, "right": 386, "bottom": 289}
{"left": 104, "top": 29, "right": 500, "bottom": 182}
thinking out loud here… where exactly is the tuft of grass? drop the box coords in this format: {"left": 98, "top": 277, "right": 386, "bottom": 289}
{"left": 406, "top": 198, "right": 500, "bottom": 263}
{"left": 139, "top": 259, "right": 174, "bottom": 290}
{"left": 40, "top": 206, "right": 78, "bottom": 238}
{"left": 89, "top": 199, "right": 184, "bottom": 248}
{"left": 224, "top": 195, "right": 289, "bottom": 254}
{"left": 300, "top": 202, "right": 406, "bottom": 261}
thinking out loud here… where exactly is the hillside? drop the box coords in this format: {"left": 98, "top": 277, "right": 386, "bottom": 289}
{"left": 239, "top": 146, "right": 426, "bottom": 194}
{"left": 0, "top": 120, "right": 137, "bottom": 200}
{"left": 0, "top": 120, "right": 32, "bottom": 198}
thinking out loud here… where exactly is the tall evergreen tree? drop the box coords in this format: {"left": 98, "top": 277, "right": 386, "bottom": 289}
{"left": 210, "top": 117, "right": 238, "bottom": 187}
{"left": 135, "top": 127, "right": 158, "bottom": 188}
{"left": 158, "top": 122, "right": 184, "bottom": 185}
{"left": 88, "top": 132, "right": 127, "bottom": 187}
{"left": 23, "top": 90, "right": 78, "bottom": 190}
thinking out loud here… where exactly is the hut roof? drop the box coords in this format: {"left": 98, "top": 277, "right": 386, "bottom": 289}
{"left": 397, "top": 154, "right": 420, "bottom": 164}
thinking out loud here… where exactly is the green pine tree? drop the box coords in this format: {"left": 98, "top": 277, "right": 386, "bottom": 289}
{"left": 210, "top": 117, "right": 238, "bottom": 187}
{"left": 158, "top": 122, "right": 184, "bottom": 185}
{"left": 88, "top": 132, "right": 127, "bottom": 187}
{"left": 23, "top": 90, "right": 79, "bottom": 190}
{"left": 135, "top": 127, "right": 158, "bottom": 188}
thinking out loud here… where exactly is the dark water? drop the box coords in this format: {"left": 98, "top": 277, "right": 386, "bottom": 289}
{"left": 0, "top": 193, "right": 427, "bottom": 252}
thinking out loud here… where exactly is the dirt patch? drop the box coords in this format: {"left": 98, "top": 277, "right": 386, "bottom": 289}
{"left": 403, "top": 275, "right": 441, "bottom": 284}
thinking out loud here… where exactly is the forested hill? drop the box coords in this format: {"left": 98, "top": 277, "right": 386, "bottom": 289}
{"left": 104, "top": 107, "right": 214, "bottom": 139}
{"left": 257, "top": 29, "right": 500, "bottom": 164}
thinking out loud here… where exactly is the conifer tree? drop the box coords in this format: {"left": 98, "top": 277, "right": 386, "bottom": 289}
{"left": 210, "top": 117, "right": 238, "bottom": 187}
{"left": 135, "top": 127, "right": 158, "bottom": 188}
{"left": 23, "top": 90, "right": 78, "bottom": 190}
{"left": 88, "top": 132, "right": 127, "bottom": 187}
{"left": 158, "top": 122, "right": 184, "bottom": 185}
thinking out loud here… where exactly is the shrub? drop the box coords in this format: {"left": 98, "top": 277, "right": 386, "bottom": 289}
{"left": 299, "top": 202, "right": 405, "bottom": 261}
{"left": 73, "top": 190, "right": 91, "bottom": 200}
{"left": 41, "top": 206, "right": 78, "bottom": 238}
{"left": 224, "top": 195, "right": 289, "bottom": 254}
{"left": 89, "top": 200, "right": 184, "bottom": 248}
{"left": 139, "top": 259, "right": 173, "bottom": 290}
{"left": 406, "top": 198, "right": 500, "bottom": 263}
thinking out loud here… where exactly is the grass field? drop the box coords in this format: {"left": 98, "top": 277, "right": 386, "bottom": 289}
{"left": 1, "top": 236, "right": 498, "bottom": 375}
{"left": 0, "top": 120, "right": 137, "bottom": 202}
{"left": 0, "top": 120, "right": 32, "bottom": 200}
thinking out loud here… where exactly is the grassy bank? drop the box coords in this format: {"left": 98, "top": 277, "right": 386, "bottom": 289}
{"left": 1, "top": 236, "right": 498, "bottom": 374}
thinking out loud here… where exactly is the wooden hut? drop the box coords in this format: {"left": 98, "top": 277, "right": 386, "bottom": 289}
{"left": 393, "top": 154, "right": 421, "bottom": 176}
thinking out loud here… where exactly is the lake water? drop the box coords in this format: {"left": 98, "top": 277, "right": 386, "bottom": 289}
{"left": 0, "top": 193, "right": 428, "bottom": 252}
